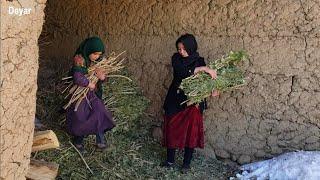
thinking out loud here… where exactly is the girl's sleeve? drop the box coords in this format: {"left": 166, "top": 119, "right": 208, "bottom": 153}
{"left": 198, "top": 57, "right": 207, "bottom": 114}
{"left": 73, "top": 72, "right": 89, "bottom": 87}
{"left": 189, "top": 57, "right": 207, "bottom": 75}
{"left": 199, "top": 57, "right": 206, "bottom": 66}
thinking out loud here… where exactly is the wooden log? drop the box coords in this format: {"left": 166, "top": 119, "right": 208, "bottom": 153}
{"left": 26, "top": 159, "right": 59, "bottom": 180}
{"left": 32, "top": 130, "right": 59, "bottom": 152}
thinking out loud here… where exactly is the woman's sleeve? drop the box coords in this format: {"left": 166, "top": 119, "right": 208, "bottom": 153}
{"left": 73, "top": 72, "right": 89, "bottom": 87}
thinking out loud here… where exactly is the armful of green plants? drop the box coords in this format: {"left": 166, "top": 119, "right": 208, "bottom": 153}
{"left": 180, "top": 50, "right": 248, "bottom": 105}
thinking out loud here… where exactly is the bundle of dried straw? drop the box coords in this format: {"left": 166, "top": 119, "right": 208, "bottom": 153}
{"left": 62, "top": 51, "right": 129, "bottom": 111}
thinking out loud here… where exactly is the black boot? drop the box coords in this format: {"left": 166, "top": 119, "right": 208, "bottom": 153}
{"left": 160, "top": 148, "right": 176, "bottom": 168}
{"left": 181, "top": 147, "right": 194, "bottom": 173}
{"left": 96, "top": 132, "right": 107, "bottom": 150}
{"left": 73, "top": 136, "right": 86, "bottom": 153}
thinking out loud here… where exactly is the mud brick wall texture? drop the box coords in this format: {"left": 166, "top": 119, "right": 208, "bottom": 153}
{"left": 26, "top": 0, "right": 320, "bottom": 166}
{"left": 0, "top": 0, "right": 46, "bottom": 179}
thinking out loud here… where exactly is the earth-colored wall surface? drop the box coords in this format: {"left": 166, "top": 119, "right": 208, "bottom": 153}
{"left": 40, "top": 0, "right": 320, "bottom": 164}
{"left": 0, "top": 0, "right": 46, "bottom": 179}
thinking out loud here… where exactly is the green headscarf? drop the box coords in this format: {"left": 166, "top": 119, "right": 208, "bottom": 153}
{"left": 71, "top": 36, "right": 105, "bottom": 98}
{"left": 72, "top": 36, "right": 105, "bottom": 74}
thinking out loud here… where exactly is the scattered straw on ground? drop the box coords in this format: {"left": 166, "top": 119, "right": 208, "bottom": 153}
{"left": 36, "top": 62, "right": 233, "bottom": 179}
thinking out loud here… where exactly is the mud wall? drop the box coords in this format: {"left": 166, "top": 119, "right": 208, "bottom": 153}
{"left": 0, "top": 0, "right": 47, "bottom": 179}
{"left": 40, "top": 0, "right": 320, "bottom": 164}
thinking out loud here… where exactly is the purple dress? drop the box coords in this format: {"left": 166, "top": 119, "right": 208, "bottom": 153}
{"left": 66, "top": 72, "right": 115, "bottom": 136}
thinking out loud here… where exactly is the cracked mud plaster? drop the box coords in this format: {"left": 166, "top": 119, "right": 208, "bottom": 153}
{"left": 39, "top": 0, "right": 320, "bottom": 164}
{"left": 1, "top": 0, "right": 46, "bottom": 179}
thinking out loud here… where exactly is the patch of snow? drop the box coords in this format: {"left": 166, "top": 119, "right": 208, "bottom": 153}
{"left": 232, "top": 151, "right": 320, "bottom": 180}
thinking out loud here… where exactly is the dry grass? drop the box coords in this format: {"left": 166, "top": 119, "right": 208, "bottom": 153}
{"left": 63, "top": 52, "right": 126, "bottom": 110}
{"left": 35, "top": 59, "right": 233, "bottom": 179}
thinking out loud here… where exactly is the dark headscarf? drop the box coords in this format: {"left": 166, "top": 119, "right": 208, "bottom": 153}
{"left": 71, "top": 36, "right": 105, "bottom": 99}
{"left": 72, "top": 36, "right": 105, "bottom": 74}
{"left": 176, "top": 34, "right": 198, "bottom": 55}
{"left": 175, "top": 33, "right": 200, "bottom": 66}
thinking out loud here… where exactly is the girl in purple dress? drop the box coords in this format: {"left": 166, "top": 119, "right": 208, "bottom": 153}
{"left": 66, "top": 37, "right": 115, "bottom": 152}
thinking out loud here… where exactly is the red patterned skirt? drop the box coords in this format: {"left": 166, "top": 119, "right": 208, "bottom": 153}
{"left": 162, "top": 106, "right": 204, "bottom": 149}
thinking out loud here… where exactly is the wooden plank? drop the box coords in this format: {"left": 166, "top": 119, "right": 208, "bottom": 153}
{"left": 26, "top": 159, "right": 59, "bottom": 180}
{"left": 32, "top": 130, "right": 59, "bottom": 152}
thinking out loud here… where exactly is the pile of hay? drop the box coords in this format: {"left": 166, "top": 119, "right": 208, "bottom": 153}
{"left": 36, "top": 63, "right": 232, "bottom": 179}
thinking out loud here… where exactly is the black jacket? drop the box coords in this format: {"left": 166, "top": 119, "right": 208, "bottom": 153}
{"left": 163, "top": 53, "right": 207, "bottom": 116}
